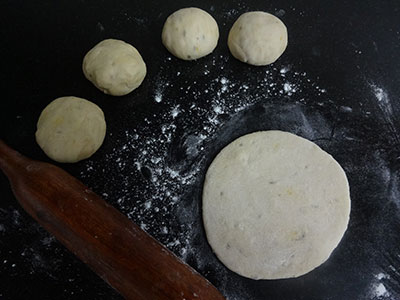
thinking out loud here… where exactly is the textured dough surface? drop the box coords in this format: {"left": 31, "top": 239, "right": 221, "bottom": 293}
{"left": 162, "top": 7, "right": 219, "bottom": 60}
{"left": 35, "top": 96, "right": 106, "bottom": 163}
{"left": 228, "top": 11, "right": 288, "bottom": 66}
{"left": 203, "top": 131, "right": 350, "bottom": 279}
{"left": 83, "top": 39, "right": 146, "bottom": 96}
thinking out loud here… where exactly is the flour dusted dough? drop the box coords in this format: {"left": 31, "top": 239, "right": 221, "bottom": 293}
{"left": 228, "top": 12, "right": 288, "bottom": 66}
{"left": 203, "top": 131, "right": 350, "bottom": 279}
{"left": 35, "top": 96, "right": 106, "bottom": 163}
{"left": 83, "top": 39, "right": 146, "bottom": 96}
{"left": 162, "top": 7, "right": 219, "bottom": 60}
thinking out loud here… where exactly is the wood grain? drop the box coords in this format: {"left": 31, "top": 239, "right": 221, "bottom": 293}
{"left": 0, "top": 140, "right": 225, "bottom": 300}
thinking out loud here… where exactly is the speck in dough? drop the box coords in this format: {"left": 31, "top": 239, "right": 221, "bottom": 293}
{"left": 162, "top": 7, "right": 219, "bottom": 60}
{"left": 202, "top": 131, "right": 350, "bottom": 279}
{"left": 35, "top": 96, "right": 106, "bottom": 163}
{"left": 228, "top": 11, "right": 288, "bottom": 66}
{"left": 83, "top": 39, "right": 147, "bottom": 96}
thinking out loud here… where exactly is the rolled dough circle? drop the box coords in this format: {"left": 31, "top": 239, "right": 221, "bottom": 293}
{"left": 162, "top": 7, "right": 219, "bottom": 60}
{"left": 202, "top": 131, "right": 350, "bottom": 279}
{"left": 83, "top": 39, "right": 147, "bottom": 96}
{"left": 228, "top": 11, "right": 288, "bottom": 66}
{"left": 35, "top": 96, "right": 106, "bottom": 163}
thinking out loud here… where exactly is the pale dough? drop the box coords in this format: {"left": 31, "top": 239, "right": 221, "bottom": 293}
{"left": 82, "top": 39, "right": 146, "bottom": 96}
{"left": 202, "top": 131, "right": 350, "bottom": 279}
{"left": 228, "top": 11, "right": 288, "bottom": 66}
{"left": 162, "top": 7, "right": 219, "bottom": 60}
{"left": 35, "top": 96, "right": 106, "bottom": 163}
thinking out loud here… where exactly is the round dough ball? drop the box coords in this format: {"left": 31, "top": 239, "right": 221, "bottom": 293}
{"left": 35, "top": 96, "right": 106, "bottom": 163}
{"left": 228, "top": 11, "right": 288, "bottom": 66}
{"left": 203, "top": 131, "right": 350, "bottom": 280}
{"left": 162, "top": 7, "right": 219, "bottom": 60}
{"left": 83, "top": 39, "right": 147, "bottom": 96}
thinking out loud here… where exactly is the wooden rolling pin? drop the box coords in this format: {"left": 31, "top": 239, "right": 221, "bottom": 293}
{"left": 0, "top": 140, "right": 225, "bottom": 300}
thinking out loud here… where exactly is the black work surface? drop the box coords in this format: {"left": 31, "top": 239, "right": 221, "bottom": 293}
{"left": 1, "top": 0, "right": 400, "bottom": 299}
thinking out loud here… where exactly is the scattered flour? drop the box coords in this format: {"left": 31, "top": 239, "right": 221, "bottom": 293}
{"left": 3, "top": 68, "right": 399, "bottom": 299}
{"left": 77, "top": 54, "right": 332, "bottom": 299}
{"left": 170, "top": 105, "right": 181, "bottom": 119}
{"left": 372, "top": 84, "right": 391, "bottom": 113}
{"left": 374, "top": 283, "right": 389, "bottom": 298}
{"left": 369, "top": 83, "right": 399, "bottom": 143}
{"left": 367, "top": 272, "right": 393, "bottom": 299}
{"left": 283, "top": 82, "right": 297, "bottom": 95}
{"left": 154, "top": 92, "right": 162, "bottom": 103}
{"left": 340, "top": 105, "right": 353, "bottom": 113}
{"left": 375, "top": 273, "right": 390, "bottom": 280}
{"left": 3, "top": 35, "right": 399, "bottom": 300}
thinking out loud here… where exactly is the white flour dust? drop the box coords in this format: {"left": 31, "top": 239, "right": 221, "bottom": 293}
{"left": 77, "top": 53, "right": 331, "bottom": 299}
{"left": 374, "top": 283, "right": 389, "bottom": 298}
{"left": 371, "top": 84, "right": 392, "bottom": 114}
{"left": 0, "top": 6, "right": 398, "bottom": 300}
{"left": 0, "top": 207, "right": 61, "bottom": 277}
{"left": 369, "top": 82, "right": 400, "bottom": 144}
{"left": 368, "top": 83, "right": 400, "bottom": 212}
{"left": 2, "top": 56, "right": 399, "bottom": 299}
{"left": 368, "top": 272, "right": 391, "bottom": 299}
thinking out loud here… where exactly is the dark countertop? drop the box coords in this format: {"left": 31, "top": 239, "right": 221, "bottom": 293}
{"left": 1, "top": 0, "right": 400, "bottom": 299}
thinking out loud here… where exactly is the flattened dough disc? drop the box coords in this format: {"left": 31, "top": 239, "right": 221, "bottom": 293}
{"left": 202, "top": 130, "right": 351, "bottom": 279}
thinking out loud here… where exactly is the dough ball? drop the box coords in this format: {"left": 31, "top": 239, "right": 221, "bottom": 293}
{"left": 228, "top": 11, "right": 288, "bottom": 66}
{"left": 83, "top": 39, "right": 147, "bottom": 96}
{"left": 35, "top": 96, "right": 106, "bottom": 163}
{"left": 203, "top": 131, "right": 351, "bottom": 279}
{"left": 162, "top": 7, "right": 219, "bottom": 60}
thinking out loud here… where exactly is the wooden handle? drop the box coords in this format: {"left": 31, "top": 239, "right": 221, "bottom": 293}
{"left": 0, "top": 140, "right": 225, "bottom": 300}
